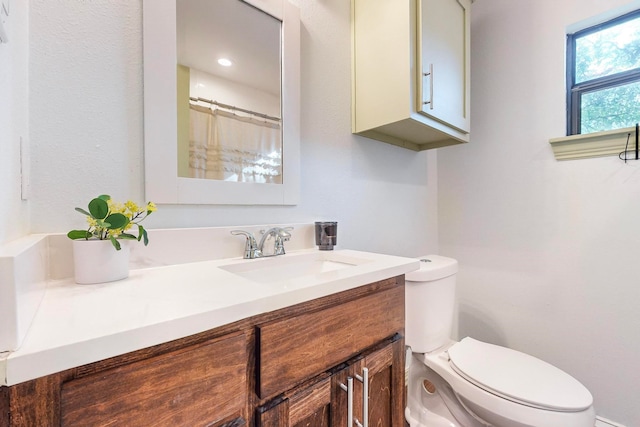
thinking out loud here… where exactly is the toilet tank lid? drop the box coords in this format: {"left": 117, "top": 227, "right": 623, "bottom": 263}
{"left": 405, "top": 255, "right": 458, "bottom": 282}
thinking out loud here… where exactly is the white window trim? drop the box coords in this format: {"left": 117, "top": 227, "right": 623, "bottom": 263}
{"left": 549, "top": 126, "right": 636, "bottom": 160}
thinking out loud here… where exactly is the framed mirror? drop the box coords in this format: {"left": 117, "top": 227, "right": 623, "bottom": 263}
{"left": 143, "top": 0, "right": 300, "bottom": 205}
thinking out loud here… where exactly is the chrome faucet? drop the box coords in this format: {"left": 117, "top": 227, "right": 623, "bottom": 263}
{"left": 231, "top": 227, "right": 293, "bottom": 259}
{"left": 259, "top": 227, "right": 292, "bottom": 257}
{"left": 230, "top": 230, "right": 262, "bottom": 259}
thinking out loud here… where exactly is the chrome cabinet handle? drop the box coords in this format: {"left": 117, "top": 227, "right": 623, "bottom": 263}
{"left": 340, "top": 368, "right": 369, "bottom": 427}
{"left": 423, "top": 63, "right": 434, "bottom": 110}
{"left": 355, "top": 368, "right": 369, "bottom": 427}
{"left": 339, "top": 377, "right": 354, "bottom": 427}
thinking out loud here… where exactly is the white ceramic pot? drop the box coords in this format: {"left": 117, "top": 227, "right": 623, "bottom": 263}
{"left": 72, "top": 239, "right": 130, "bottom": 284}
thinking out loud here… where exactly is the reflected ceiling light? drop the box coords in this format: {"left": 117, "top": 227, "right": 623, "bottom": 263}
{"left": 217, "top": 58, "right": 233, "bottom": 67}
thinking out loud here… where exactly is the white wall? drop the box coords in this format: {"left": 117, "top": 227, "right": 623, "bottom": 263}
{"left": 24, "top": 0, "right": 438, "bottom": 256}
{"left": 0, "top": 1, "right": 29, "bottom": 246}
{"left": 439, "top": 0, "right": 640, "bottom": 425}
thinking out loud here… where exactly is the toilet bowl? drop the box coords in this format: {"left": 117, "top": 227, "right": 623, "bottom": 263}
{"left": 405, "top": 256, "right": 595, "bottom": 427}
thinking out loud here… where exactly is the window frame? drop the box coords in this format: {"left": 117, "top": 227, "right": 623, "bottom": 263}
{"left": 566, "top": 9, "right": 640, "bottom": 136}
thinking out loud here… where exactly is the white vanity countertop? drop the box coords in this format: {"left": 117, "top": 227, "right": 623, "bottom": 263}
{"left": 1, "top": 249, "right": 419, "bottom": 386}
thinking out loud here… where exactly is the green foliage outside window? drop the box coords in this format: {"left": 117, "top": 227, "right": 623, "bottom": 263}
{"left": 580, "top": 82, "right": 640, "bottom": 134}
{"left": 570, "top": 12, "right": 640, "bottom": 134}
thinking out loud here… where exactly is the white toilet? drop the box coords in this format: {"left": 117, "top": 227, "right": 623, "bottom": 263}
{"left": 405, "top": 255, "right": 595, "bottom": 427}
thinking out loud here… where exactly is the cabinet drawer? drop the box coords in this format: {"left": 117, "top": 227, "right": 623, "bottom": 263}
{"left": 61, "top": 331, "right": 247, "bottom": 426}
{"left": 257, "top": 285, "right": 404, "bottom": 398}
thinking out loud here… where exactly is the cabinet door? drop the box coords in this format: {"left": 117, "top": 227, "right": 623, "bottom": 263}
{"left": 331, "top": 362, "right": 365, "bottom": 427}
{"left": 418, "top": 0, "right": 471, "bottom": 134}
{"left": 259, "top": 337, "right": 405, "bottom": 427}
{"left": 364, "top": 338, "right": 405, "bottom": 427}
{"left": 332, "top": 338, "right": 405, "bottom": 427}
{"left": 257, "top": 377, "right": 331, "bottom": 427}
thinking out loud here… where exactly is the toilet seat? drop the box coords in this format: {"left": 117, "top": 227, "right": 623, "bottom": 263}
{"left": 447, "top": 337, "right": 593, "bottom": 412}
{"left": 419, "top": 339, "right": 596, "bottom": 427}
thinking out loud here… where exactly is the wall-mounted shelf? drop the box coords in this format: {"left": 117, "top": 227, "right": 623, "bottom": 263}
{"left": 351, "top": 0, "right": 471, "bottom": 151}
{"left": 549, "top": 127, "right": 637, "bottom": 160}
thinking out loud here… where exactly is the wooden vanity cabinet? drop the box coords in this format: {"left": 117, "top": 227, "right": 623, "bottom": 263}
{"left": 255, "top": 278, "right": 405, "bottom": 426}
{"left": 257, "top": 337, "right": 405, "bottom": 427}
{"left": 59, "top": 331, "right": 248, "bottom": 426}
{"left": 256, "top": 283, "right": 404, "bottom": 399}
{"left": 1, "top": 276, "right": 405, "bottom": 427}
{"left": 3, "top": 330, "right": 250, "bottom": 427}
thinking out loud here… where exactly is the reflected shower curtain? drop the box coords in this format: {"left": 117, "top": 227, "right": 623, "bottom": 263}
{"left": 188, "top": 105, "right": 282, "bottom": 183}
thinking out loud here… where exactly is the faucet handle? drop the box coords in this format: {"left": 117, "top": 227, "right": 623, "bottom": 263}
{"left": 278, "top": 227, "right": 293, "bottom": 240}
{"left": 230, "top": 230, "right": 261, "bottom": 259}
{"left": 273, "top": 227, "right": 293, "bottom": 255}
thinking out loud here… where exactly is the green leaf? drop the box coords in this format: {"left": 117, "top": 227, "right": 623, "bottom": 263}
{"left": 74, "top": 207, "right": 92, "bottom": 217}
{"left": 97, "top": 194, "right": 111, "bottom": 202}
{"left": 139, "top": 225, "right": 149, "bottom": 246}
{"left": 88, "top": 198, "right": 109, "bottom": 220}
{"left": 96, "top": 219, "right": 111, "bottom": 228}
{"left": 104, "top": 213, "right": 128, "bottom": 230}
{"left": 119, "top": 233, "right": 137, "bottom": 240}
{"left": 109, "top": 235, "right": 121, "bottom": 250}
{"left": 67, "top": 230, "right": 92, "bottom": 240}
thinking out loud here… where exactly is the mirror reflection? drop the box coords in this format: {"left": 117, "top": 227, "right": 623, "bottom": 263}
{"left": 176, "top": 0, "right": 282, "bottom": 184}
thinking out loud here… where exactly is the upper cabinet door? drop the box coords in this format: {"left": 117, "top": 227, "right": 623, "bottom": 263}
{"left": 418, "top": 0, "right": 471, "bottom": 134}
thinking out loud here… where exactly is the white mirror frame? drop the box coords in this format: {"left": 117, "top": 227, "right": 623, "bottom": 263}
{"left": 143, "top": 0, "right": 300, "bottom": 205}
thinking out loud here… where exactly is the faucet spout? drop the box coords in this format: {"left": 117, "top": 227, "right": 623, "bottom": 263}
{"left": 231, "top": 227, "right": 293, "bottom": 259}
{"left": 258, "top": 227, "right": 293, "bottom": 256}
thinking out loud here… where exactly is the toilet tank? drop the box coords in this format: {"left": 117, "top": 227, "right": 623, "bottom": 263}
{"left": 405, "top": 255, "right": 458, "bottom": 353}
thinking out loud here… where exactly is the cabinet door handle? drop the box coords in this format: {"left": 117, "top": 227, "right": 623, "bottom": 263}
{"left": 355, "top": 367, "right": 369, "bottom": 427}
{"left": 423, "top": 63, "right": 434, "bottom": 110}
{"left": 339, "top": 377, "right": 354, "bottom": 427}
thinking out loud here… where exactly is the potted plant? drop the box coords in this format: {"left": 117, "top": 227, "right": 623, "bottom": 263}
{"left": 67, "top": 195, "right": 156, "bottom": 284}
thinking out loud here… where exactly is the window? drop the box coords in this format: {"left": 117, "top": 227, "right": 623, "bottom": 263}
{"left": 567, "top": 10, "right": 640, "bottom": 135}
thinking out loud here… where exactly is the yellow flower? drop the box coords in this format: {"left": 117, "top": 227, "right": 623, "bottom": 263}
{"left": 108, "top": 199, "right": 126, "bottom": 215}
{"left": 86, "top": 216, "right": 98, "bottom": 227}
{"left": 146, "top": 201, "right": 157, "bottom": 212}
{"left": 125, "top": 200, "right": 139, "bottom": 215}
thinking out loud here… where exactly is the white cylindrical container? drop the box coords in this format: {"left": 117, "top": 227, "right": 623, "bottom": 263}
{"left": 73, "top": 239, "right": 130, "bottom": 284}
{"left": 405, "top": 255, "right": 458, "bottom": 353}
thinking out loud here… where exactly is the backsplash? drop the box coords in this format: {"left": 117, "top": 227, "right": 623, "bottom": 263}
{"left": 47, "top": 223, "right": 316, "bottom": 280}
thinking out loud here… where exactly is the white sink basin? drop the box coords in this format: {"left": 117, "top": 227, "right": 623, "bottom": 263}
{"left": 219, "top": 251, "right": 373, "bottom": 284}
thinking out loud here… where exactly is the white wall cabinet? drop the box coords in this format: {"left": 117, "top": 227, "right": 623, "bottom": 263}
{"left": 352, "top": 0, "right": 471, "bottom": 151}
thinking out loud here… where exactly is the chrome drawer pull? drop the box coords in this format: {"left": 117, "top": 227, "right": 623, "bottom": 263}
{"left": 340, "top": 377, "right": 354, "bottom": 427}
{"left": 423, "top": 63, "right": 434, "bottom": 110}
{"left": 355, "top": 367, "right": 369, "bottom": 427}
